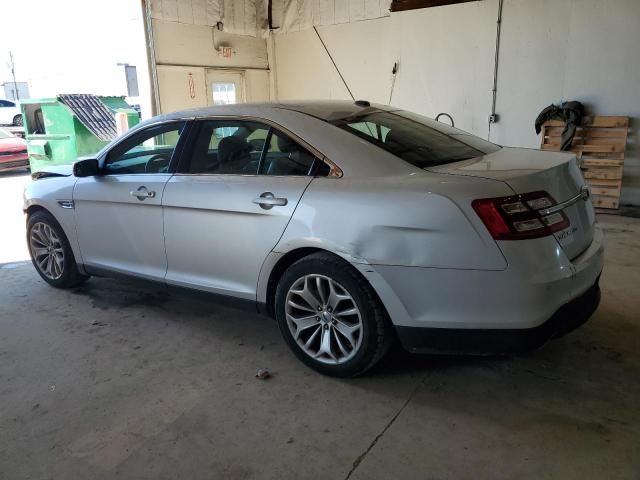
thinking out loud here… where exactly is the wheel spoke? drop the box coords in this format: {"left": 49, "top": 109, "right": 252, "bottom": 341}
{"left": 303, "top": 325, "right": 322, "bottom": 349}
{"left": 31, "top": 234, "right": 47, "bottom": 248}
{"left": 292, "top": 277, "right": 322, "bottom": 310}
{"left": 45, "top": 255, "right": 54, "bottom": 276}
{"left": 315, "top": 276, "right": 327, "bottom": 307}
{"left": 31, "top": 227, "right": 48, "bottom": 247}
{"left": 333, "top": 319, "right": 360, "bottom": 348}
{"left": 53, "top": 254, "right": 63, "bottom": 276}
{"left": 332, "top": 327, "right": 350, "bottom": 357}
{"left": 287, "top": 299, "right": 315, "bottom": 313}
{"left": 285, "top": 273, "right": 363, "bottom": 365}
{"left": 287, "top": 314, "right": 320, "bottom": 339}
{"left": 334, "top": 307, "right": 358, "bottom": 318}
{"left": 32, "top": 247, "right": 48, "bottom": 258}
{"left": 316, "top": 327, "right": 336, "bottom": 360}
{"left": 30, "top": 222, "right": 65, "bottom": 280}
{"left": 37, "top": 256, "right": 48, "bottom": 270}
{"left": 327, "top": 280, "right": 350, "bottom": 310}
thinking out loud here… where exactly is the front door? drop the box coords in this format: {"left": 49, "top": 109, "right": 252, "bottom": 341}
{"left": 74, "top": 122, "right": 188, "bottom": 280}
{"left": 162, "top": 119, "right": 321, "bottom": 299}
{"left": 205, "top": 70, "right": 245, "bottom": 106}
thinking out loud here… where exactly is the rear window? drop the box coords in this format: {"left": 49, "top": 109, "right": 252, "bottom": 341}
{"left": 329, "top": 110, "right": 501, "bottom": 168}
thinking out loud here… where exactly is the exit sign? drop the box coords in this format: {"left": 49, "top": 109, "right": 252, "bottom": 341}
{"left": 222, "top": 46, "right": 233, "bottom": 58}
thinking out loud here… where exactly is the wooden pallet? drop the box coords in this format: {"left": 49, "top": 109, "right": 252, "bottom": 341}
{"left": 540, "top": 116, "right": 629, "bottom": 209}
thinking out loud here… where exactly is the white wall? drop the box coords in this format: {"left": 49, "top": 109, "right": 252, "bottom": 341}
{"left": 150, "top": 19, "right": 270, "bottom": 113}
{"left": 272, "top": 0, "right": 640, "bottom": 205}
{"left": 152, "top": 19, "right": 269, "bottom": 69}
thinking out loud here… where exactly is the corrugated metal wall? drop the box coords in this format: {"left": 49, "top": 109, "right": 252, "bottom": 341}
{"left": 149, "top": 0, "right": 266, "bottom": 36}
{"left": 149, "top": 0, "right": 391, "bottom": 36}
{"left": 272, "top": 0, "right": 391, "bottom": 33}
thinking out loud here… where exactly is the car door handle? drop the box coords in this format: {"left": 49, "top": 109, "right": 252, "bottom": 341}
{"left": 253, "top": 192, "right": 288, "bottom": 210}
{"left": 130, "top": 186, "right": 156, "bottom": 201}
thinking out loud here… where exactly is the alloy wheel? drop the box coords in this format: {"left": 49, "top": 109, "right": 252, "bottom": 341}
{"left": 285, "top": 274, "right": 363, "bottom": 364}
{"left": 29, "top": 222, "right": 64, "bottom": 280}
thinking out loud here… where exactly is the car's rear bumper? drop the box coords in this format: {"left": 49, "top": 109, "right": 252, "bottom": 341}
{"left": 0, "top": 156, "right": 29, "bottom": 171}
{"left": 395, "top": 277, "right": 600, "bottom": 354}
{"left": 353, "top": 224, "right": 604, "bottom": 354}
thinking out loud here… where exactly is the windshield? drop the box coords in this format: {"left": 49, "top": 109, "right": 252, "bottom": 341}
{"left": 329, "top": 109, "right": 501, "bottom": 168}
{"left": 0, "top": 128, "right": 12, "bottom": 140}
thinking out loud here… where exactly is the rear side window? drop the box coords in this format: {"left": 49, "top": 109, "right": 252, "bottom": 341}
{"left": 262, "top": 129, "right": 316, "bottom": 176}
{"left": 329, "top": 110, "right": 501, "bottom": 168}
{"left": 182, "top": 119, "right": 331, "bottom": 177}
{"left": 185, "top": 120, "right": 269, "bottom": 174}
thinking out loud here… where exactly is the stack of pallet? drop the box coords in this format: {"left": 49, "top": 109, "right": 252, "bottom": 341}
{"left": 540, "top": 116, "right": 629, "bottom": 209}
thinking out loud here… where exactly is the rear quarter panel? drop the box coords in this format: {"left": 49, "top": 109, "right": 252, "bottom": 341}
{"left": 274, "top": 173, "right": 512, "bottom": 270}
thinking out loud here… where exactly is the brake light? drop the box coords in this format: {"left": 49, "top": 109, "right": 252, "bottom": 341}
{"left": 472, "top": 191, "right": 569, "bottom": 240}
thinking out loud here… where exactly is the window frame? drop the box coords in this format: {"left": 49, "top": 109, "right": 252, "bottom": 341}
{"left": 175, "top": 116, "right": 342, "bottom": 178}
{"left": 99, "top": 120, "right": 192, "bottom": 176}
{"left": 258, "top": 127, "right": 322, "bottom": 177}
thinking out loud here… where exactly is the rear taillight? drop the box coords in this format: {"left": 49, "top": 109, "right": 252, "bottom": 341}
{"left": 472, "top": 191, "right": 569, "bottom": 240}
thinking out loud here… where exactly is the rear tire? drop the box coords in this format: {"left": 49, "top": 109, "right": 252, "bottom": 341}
{"left": 12, "top": 114, "right": 23, "bottom": 126}
{"left": 27, "top": 210, "right": 88, "bottom": 288}
{"left": 275, "top": 252, "right": 392, "bottom": 377}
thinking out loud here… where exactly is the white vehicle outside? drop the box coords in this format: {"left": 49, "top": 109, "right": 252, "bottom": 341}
{"left": 0, "top": 99, "right": 22, "bottom": 126}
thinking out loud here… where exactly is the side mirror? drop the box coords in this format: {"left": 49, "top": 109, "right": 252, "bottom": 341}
{"left": 73, "top": 159, "right": 99, "bottom": 177}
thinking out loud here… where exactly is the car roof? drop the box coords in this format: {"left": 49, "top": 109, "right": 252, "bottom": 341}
{"left": 162, "top": 100, "right": 397, "bottom": 123}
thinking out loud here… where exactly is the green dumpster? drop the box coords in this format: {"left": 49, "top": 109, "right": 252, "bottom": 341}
{"left": 20, "top": 94, "right": 140, "bottom": 172}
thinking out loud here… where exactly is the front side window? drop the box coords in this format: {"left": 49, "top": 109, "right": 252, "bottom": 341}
{"left": 104, "top": 122, "right": 186, "bottom": 175}
{"left": 329, "top": 110, "right": 501, "bottom": 169}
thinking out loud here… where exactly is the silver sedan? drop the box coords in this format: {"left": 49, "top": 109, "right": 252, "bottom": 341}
{"left": 23, "top": 101, "right": 604, "bottom": 376}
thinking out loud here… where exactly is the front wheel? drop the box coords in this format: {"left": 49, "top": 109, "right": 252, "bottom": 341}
{"left": 275, "top": 252, "right": 392, "bottom": 377}
{"left": 27, "top": 210, "right": 88, "bottom": 288}
{"left": 13, "top": 114, "right": 23, "bottom": 126}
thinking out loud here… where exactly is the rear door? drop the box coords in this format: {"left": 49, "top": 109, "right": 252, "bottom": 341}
{"left": 74, "top": 121, "right": 188, "bottom": 279}
{"left": 162, "top": 119, "right": 323, "bottom": 299}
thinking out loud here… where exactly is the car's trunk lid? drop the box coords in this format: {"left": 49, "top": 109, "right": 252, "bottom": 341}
{"left": 428, "top": 147, "right": 596, "bottom": 259}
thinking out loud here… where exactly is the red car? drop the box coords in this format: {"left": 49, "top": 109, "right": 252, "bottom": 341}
{"left": 0, "top": 127, "right": 29, "bottom": 172}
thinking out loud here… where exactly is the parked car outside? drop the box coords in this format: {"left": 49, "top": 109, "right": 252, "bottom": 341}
{"left": 0, "top": 127, "right": 28, "bottom": 172}
{"left": 22, "top": 101, "right": 603, "bottom": 377}
{"left": 0, "top": 99, "right": 23, "bottom": 126}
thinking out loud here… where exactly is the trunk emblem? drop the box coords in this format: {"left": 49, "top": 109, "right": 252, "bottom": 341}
{"left": 580, "top": 185, "right": 590, "bottom": 201}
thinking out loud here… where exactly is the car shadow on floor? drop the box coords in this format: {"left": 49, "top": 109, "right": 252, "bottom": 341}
{"left": 69, "top": 275, "right": 512, "bottom": 378}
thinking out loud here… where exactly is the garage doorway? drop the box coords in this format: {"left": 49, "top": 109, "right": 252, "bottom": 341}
{"left": 205, "top": 70, "right": 245, "bottom": 106}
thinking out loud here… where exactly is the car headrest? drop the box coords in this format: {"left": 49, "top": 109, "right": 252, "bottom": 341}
{"left": 384, "top": 130, "right": 403, "bottom": 148}
{"left": 277, "top": 134, "right": 298, "bottom": 153}
{"left": 218, "top": 136, "right": 250, "bottom": 164}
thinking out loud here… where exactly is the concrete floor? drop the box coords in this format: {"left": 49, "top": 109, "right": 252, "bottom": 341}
{"left": 0, "top": 171, "right": 639, "bottom": 479}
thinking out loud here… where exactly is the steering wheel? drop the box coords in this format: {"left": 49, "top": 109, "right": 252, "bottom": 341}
{"left": 145, "top": 154, "right": 170, "bottom": 173}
